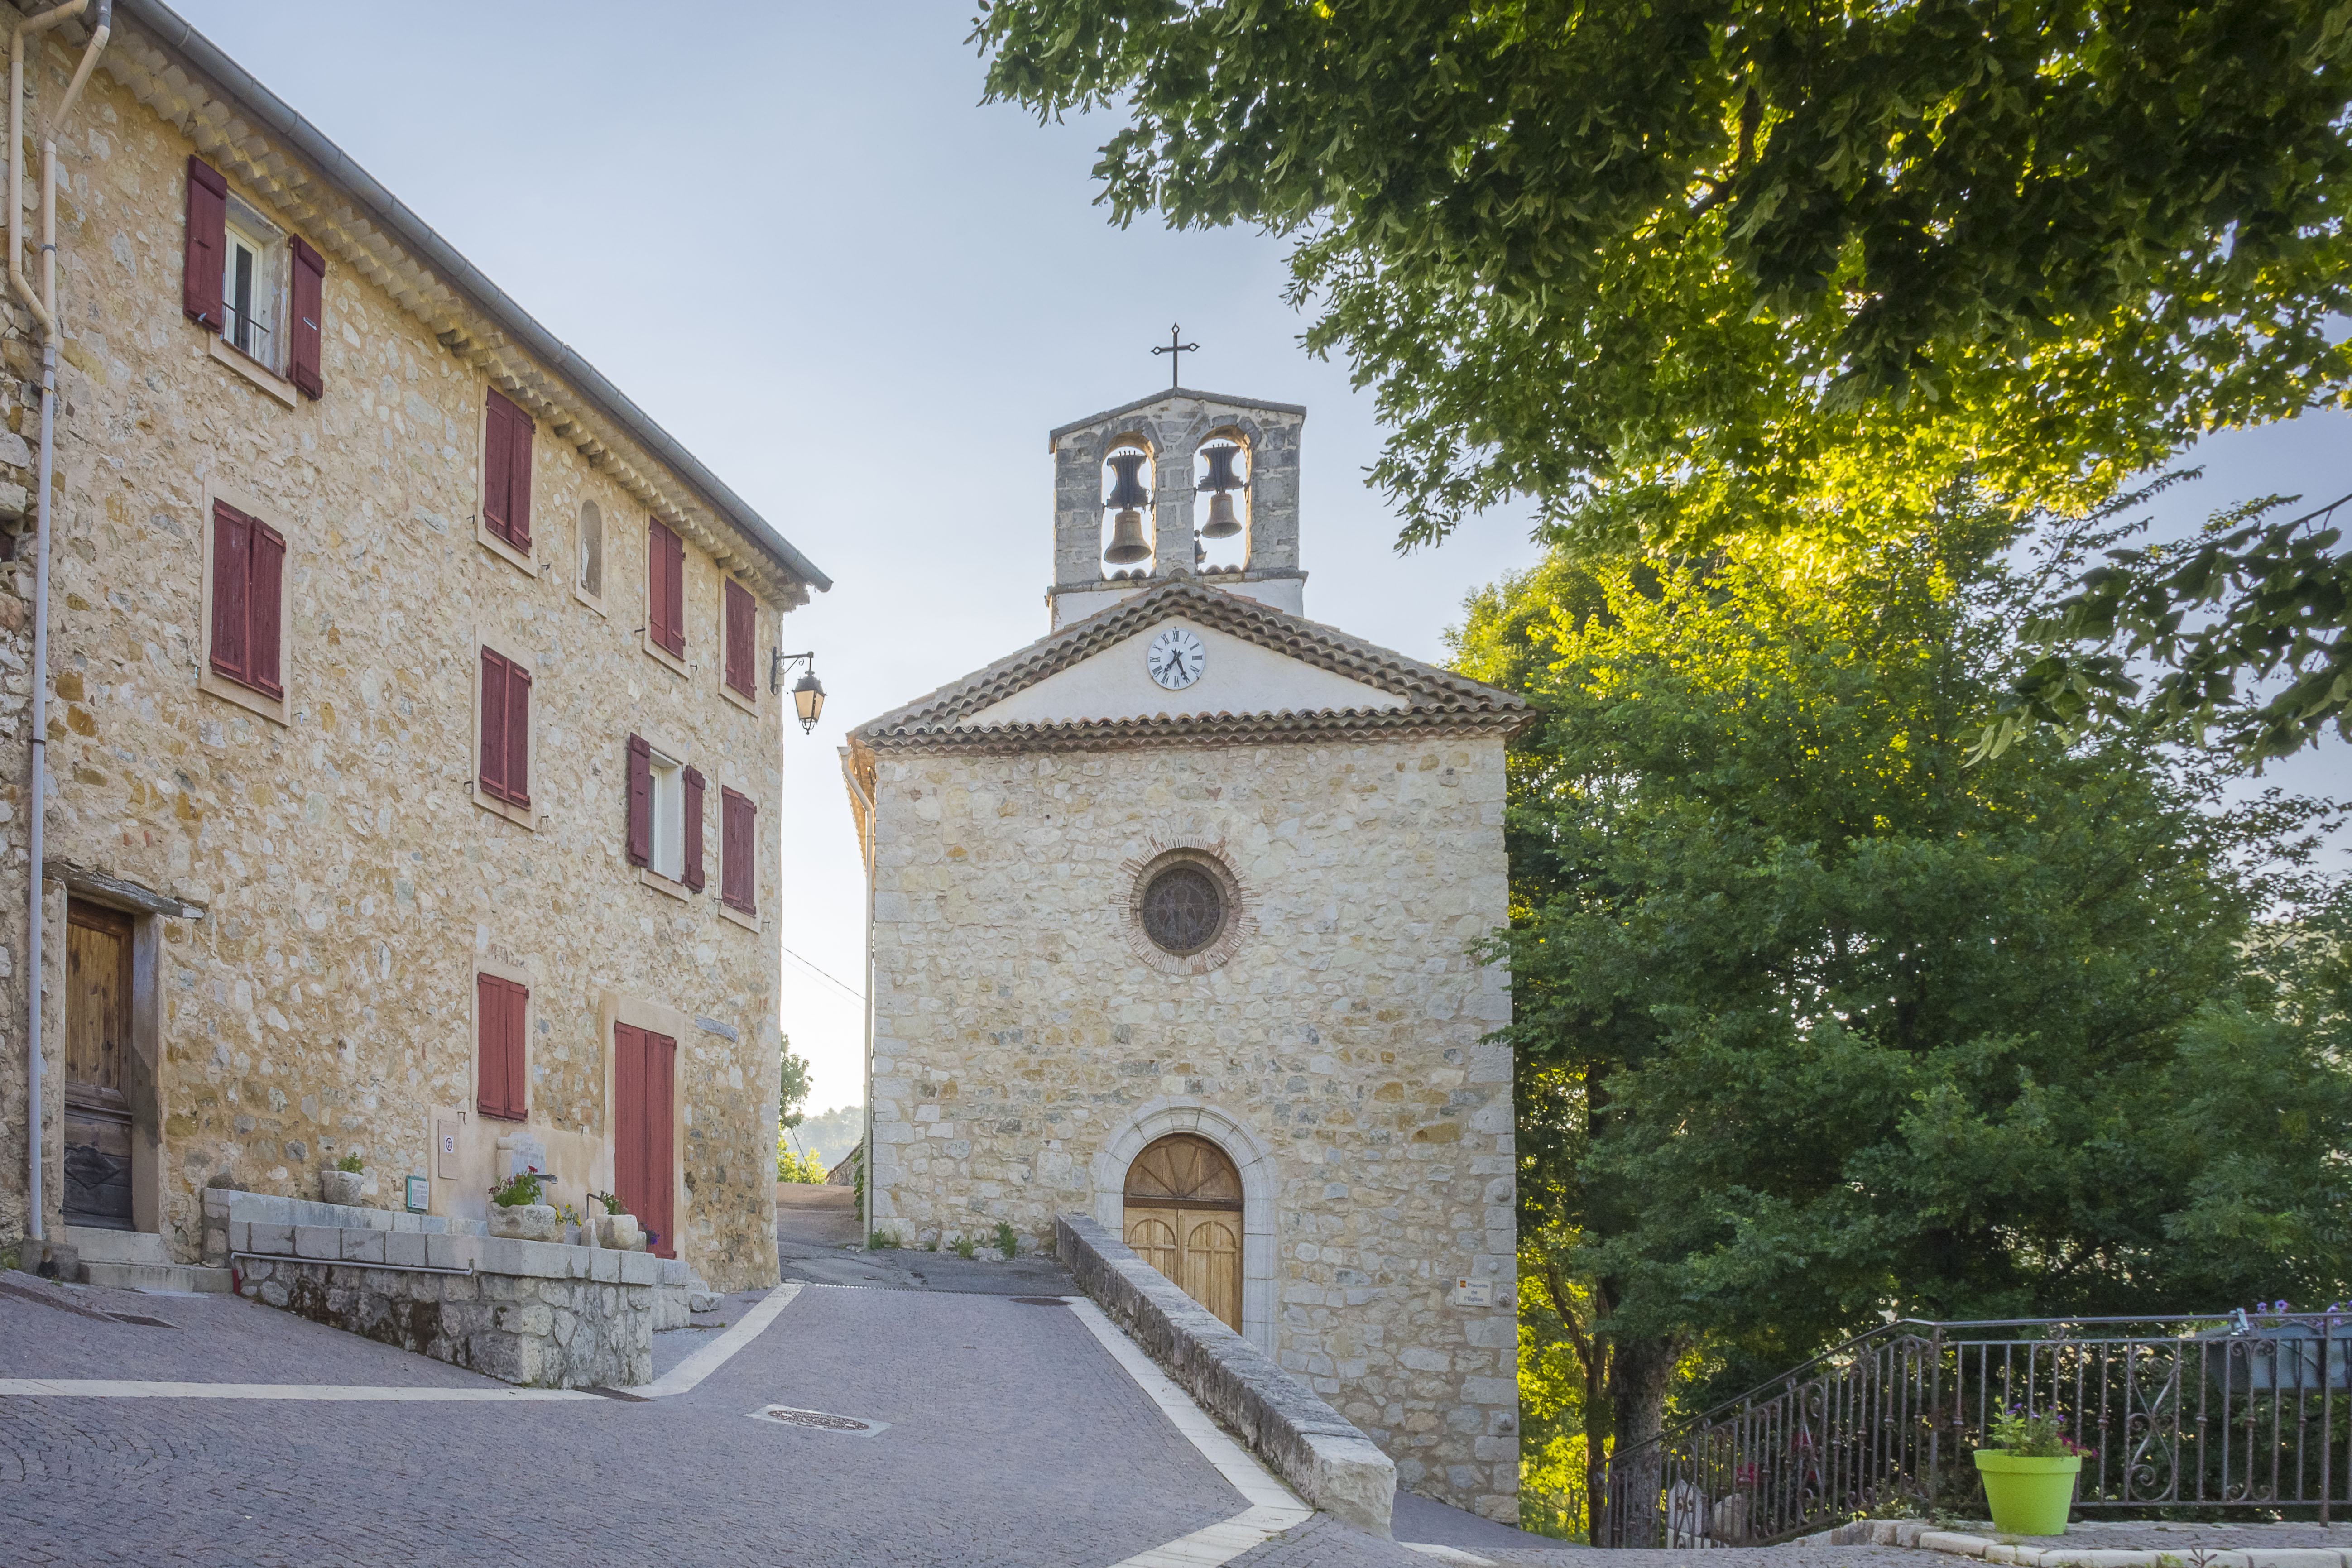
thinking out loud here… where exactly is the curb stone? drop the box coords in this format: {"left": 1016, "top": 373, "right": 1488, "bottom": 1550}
{"left": 1795, "top": 1520, "right": 2352, "bottom": 1568}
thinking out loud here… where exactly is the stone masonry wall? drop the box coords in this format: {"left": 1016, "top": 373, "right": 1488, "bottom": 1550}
{"left": 0, "top": 27, "right": 788, "bottom": 1292}
{"left": 865, "top": 734, "right": 1520, "bottom": 1520}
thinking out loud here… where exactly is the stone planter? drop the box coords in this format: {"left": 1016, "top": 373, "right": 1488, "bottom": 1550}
{"left": 597, "top": 1213, "right": 642, "bottom": 1251}
{"left": 488, "top": 1203, "right": 563, "bottom": 1242}
{"left": 320, "top": 1169, "right": 365, "bottom": 1207}
{"left": 1973, "top": 1449, "right": 2080, "bottom": 1535}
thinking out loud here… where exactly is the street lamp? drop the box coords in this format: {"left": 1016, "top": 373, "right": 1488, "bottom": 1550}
{"left": 770, "top": 650, "right": 826, "bottom": 734}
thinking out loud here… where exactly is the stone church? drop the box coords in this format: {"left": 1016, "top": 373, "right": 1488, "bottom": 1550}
{"left": 844, "top": 387, "right": 1530, "bottom": 1519}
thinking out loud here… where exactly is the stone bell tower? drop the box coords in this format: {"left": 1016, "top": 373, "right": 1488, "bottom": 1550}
{"left": 1046, "top": 388, "right": 1307, "bottom": 631}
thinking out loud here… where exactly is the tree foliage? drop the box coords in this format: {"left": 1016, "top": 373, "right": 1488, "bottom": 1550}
{"left": 974, "top": 0, "right": 2352, "bottom": 753}
{"left": 778, "top": 1038, "right": 812, "bottom": 1132}
{"left": 976, "top": 0, "right": 2351, "bottom": 542}
{"left": 1451, "top": 519, "right": 2352, "bottom": 1534}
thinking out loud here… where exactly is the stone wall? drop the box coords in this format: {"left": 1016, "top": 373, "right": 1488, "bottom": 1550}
{"left": 0, "top": 19, "right": 793, "bottom": 1293}
{"left": 1060, "top": 1213, "right": 1396, "bottom": 1536}
{"left": 864, "top": 734, "right": 1520, "bottom": 1520}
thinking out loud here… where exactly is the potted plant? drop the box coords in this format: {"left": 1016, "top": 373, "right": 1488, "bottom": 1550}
{"left": 1973, "top": 1406, "right": 2089, "bottom": 1535}
{"left": 321, "top": 1153, "right": 365, "bottom": 1207}
{"left": 587, "top": 1189, "right": 641, "bottom": 1251}
{"left": 486, "top": 1170, "right": 563, "bottom": 1242}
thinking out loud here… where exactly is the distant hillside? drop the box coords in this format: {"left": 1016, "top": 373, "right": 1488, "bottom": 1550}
{"left": 785, "top": 1104, "right": 863, "bottom": 1171}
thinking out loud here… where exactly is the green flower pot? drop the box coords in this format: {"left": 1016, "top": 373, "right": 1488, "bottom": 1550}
{"left": 1973, "top": 1449, "right": 2081, "bottom": 1536}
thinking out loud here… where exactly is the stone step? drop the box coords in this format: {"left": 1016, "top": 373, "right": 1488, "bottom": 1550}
{"left": 62, "top": 1225, "right": 172, "bottom": 1266}
{"left": 84, "top": 1261, "right": 233, "bottom": 1293}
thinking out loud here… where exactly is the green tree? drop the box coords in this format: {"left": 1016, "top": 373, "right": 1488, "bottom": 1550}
{"left": 1451, "top": 520, "right": 2352, "bottom": 1540}
{"left": 974, "top": 0, "right": 2352, "bottom": 754}
{"left": 778, "top": 1038, "right": 812, "bottom": 1132}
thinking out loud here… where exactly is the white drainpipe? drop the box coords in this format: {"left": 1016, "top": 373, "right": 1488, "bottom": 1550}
{"left": 10, "top": 0, "right": 111, "bottom": 1242}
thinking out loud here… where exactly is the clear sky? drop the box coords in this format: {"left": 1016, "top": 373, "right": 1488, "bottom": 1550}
{"left": 174, "top": 2, "right": 2347, "bottom": 1112}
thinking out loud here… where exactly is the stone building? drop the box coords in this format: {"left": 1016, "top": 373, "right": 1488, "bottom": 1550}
{"left": 0, "top": 2, "right": 827, "bottom": 1295}
{"left": 844, "top": 387, "right": 1529, "bottom": 1519}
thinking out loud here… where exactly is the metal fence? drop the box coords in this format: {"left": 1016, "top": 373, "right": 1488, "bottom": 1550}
{"left": 1596, "top": 1309, "right": 2348, "bottom": 1547}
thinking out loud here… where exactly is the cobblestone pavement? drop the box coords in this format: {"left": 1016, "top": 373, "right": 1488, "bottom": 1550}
{"left": 0, "top": 1276, "right": 1244, "bottom": 1566}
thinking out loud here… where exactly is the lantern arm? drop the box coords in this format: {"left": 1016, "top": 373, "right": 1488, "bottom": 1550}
{"left": 769, "top": 648, "right": 826, "bottom": 734}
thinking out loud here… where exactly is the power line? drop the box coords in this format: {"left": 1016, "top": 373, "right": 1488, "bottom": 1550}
{"left": 780, "top": 940, "right": 864, "bottom": 1003}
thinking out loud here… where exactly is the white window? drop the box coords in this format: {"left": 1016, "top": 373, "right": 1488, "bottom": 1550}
{"left": 649, "top": 749, "right": 684, "bottom": 881}
{"left": 222, "top": 199, "right": 284, "bottom": 371}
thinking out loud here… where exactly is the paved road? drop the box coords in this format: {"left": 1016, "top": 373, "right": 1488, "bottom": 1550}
{"left": 0, "top": 1273, "right": 1238, "bottom": 1566}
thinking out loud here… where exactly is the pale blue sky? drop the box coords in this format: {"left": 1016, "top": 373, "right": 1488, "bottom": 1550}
{"left": 173, "top": 1, "right": 2347, "bottom": 1109}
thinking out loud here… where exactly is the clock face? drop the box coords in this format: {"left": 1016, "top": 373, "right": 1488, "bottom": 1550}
{"left": 1146, "top": 626, "right": 1207, "bottom": 690}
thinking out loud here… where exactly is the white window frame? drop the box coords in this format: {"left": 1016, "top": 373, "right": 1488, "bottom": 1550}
{"left": 649, "top": 749, "right": 685, "bottom": 881}
{"left": 220, "top": 196, "right": 285, "bottom": 374}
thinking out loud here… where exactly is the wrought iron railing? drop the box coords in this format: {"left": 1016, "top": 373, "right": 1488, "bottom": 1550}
{"left": 1596, "top": 1309, "right": 2348, "bottom": 1547}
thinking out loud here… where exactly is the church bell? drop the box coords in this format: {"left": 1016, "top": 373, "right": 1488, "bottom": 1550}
{"left": 1199, "top": 443, "right": 1243, "bottom": 538}
{"left": 1103, "top": 450, "right": 1152, "bottom": 565}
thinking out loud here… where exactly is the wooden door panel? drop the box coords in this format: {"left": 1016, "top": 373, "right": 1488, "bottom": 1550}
{"left": 65, "top": 902, "right": 131, "bottom": 1094}
{"left": 646, "top": 1031, "right": 676, "bottom": 1258}
{"left": 1180, "top": 1213, "right": 1243, "bottom": 1332}
{"left": 1124, "top": 1210, "right": 1179, "bottom": 1279}
{"left": 614, "top": 1024, "right": 677, "bottom": 1259}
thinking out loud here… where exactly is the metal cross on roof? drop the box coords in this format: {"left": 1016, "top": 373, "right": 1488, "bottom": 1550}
{"left": 1151, "top": 323, "right": 1198, "bottom": 389}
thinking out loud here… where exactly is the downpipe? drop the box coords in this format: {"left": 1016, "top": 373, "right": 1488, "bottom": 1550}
{"left": 9, "top": 0, "right": 109, "bottom": 1242}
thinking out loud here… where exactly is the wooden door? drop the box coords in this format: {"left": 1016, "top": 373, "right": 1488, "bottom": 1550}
{"left": 1121, "top": 1133, "right": 1244, "bottom": 1331}
{"left": 63, "top": 901, "right": 134, "bottom": 1228}
{"left": 614, "top": 1023, "right": 677, "bottom": 1258}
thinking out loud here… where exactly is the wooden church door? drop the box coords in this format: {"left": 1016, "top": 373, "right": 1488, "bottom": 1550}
{"left": 614, "top": 1024, "right": 677, "bottom": 1258}
{"left": 1122, "top": 1133, "right": 1243, "bottom": 1332}
{"left": 63, "top": 900, "right": 135, "bottom": 1228}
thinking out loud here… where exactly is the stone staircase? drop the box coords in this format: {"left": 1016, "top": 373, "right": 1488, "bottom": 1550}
{"left": 62, "top": 1225, "right": 232, "bottom": 1294}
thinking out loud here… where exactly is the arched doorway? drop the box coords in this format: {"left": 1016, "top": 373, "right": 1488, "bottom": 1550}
{"left": 1122, "top": 1132, "right": 1244, "bottom": 1331}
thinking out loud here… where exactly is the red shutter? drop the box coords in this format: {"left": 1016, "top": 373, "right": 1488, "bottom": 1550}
{"left": 625, "top": 734, "right": 652, "bottom": 866}
{"left": 665, "top": 525, "right": 686, "bottom": 656}
{"left": 503, "top": 979, "right": 529, "bottom": 1121}
{"left": 477, "top": 974, "right": 510, "bottom": 1118}
{"left": 508, "top": 408, "right": 533, "bottom": 553}
{"left": 722, "top": 787, "right": 756, "bottom": 912}
{"left": 480, "top": 649, "right": 509, "bottom": 801}
{"left": 681, "top": 767, "right": 706, "bottom": 892}
{"left": 288, "top": 236, "right": 325, "bottom": 399}
{"left": 209, "top": 503, "right": 250, "bottom": 683}
{"left": 724, "top": 580, "right": 754, "bottom": 696}
{"left": 183, "top": 157, "right": 226, "bottom": 326}
{"left": 505, "top": 661, "right": 532, "bottom": 810}
{"left": 249, "top": 521, "right": 285, "bottom": 697}
{"left": 614, "top": 1022, "right": 645, "bottom": 1204}
{"left": 646, "top": 520, "right": 672, "bottom": 653}
{"left": 482, "top": 395, "right": 514, "bottom": 545}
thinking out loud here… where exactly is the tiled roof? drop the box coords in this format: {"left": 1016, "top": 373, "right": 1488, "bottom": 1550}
{"left": 852, "top": 578, "right": 1532, "bottom": 753}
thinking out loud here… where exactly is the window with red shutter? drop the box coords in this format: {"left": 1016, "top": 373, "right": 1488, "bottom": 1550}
{"left": 289, "top": 237, "right": 325, "bottom": 399}
{"left": 483, "top": 392, "right": 521, "bottom": 549}
{"left": 681, "top": 767, "right": 706, "bottom": 892}
{"left": 478, "top": 649, "right": 533, "bottom": 808}
{"left": 476, "top": 973, "right": 528, "bottom": 1121}
{"left": 721, "top": 787, "right": 756, "bottom": 913}
{"left": 723, "top": 580, "right": 755, "bottom": 697}
{"left": 208, "top": 502, "right": 290, "bottom": 702}
{"left": 626, "top": 734, "right": 653, "bottom": 866}
{"left": 210, "top": 503, "right": 251, "bottom": 686}
{"left": 183, "top": 158, "right": 227, "bottom": 327}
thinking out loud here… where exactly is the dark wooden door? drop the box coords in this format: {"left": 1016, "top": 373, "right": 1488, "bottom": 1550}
{"left": 63, "top": 900, "right": 134, "bottom": 1228}
{"left": 614, "top": 1023, "right": 677, "bottom": 1258}
{"left": 1122, "top": 1132, "right": 1243, "bottom": 1331}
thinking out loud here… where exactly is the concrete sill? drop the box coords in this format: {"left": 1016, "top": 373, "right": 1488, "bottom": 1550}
{"left": 471, "top": 783, "right": 539, "bottom": 831}
{"left": 718, "top": 901, "right": 758, "bottom": 933}
{"left": 638, "top": 867, "right": 691, "bottom": 902}
{"left": 641, "top": 629, "right": 690, "bottom": 680}
{"left": 198, "top": 666, "right": 287, "bottom": 726}
{"left": 207, "top": 334, "right": 298, "bottom": 408}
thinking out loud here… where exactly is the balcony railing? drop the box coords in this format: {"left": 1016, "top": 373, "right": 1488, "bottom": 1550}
{"left": 1596, "top": 1309, "right": 2348, "bottom": 1547}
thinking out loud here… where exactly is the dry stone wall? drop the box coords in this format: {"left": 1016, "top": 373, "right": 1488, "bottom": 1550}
{"left": 865, "top": 734, "right": 1520, "bottom": 1520}
{"left": 0, "top": 37, "right": 789, "bottom": 1292}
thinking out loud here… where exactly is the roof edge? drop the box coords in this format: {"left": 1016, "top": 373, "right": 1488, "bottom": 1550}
{"left": 115, "top": 0, "right": 831, "bottom": 595}
{"left": 1050, "top": 386, "right": 1307, "bottom": 446}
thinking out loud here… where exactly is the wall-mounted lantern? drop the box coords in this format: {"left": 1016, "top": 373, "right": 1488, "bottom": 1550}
{"left": 771, "top": 650, "right": 826, "bottom": 734}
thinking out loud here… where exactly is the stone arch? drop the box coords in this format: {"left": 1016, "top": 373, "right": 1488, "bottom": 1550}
{"left": 1092, "top": 1097, "right": 1279, "bottom": 1356}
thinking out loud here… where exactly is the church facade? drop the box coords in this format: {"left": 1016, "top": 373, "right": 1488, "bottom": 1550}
{"left": 845, "top": 389, "right": 1528, "bottom": 1519}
